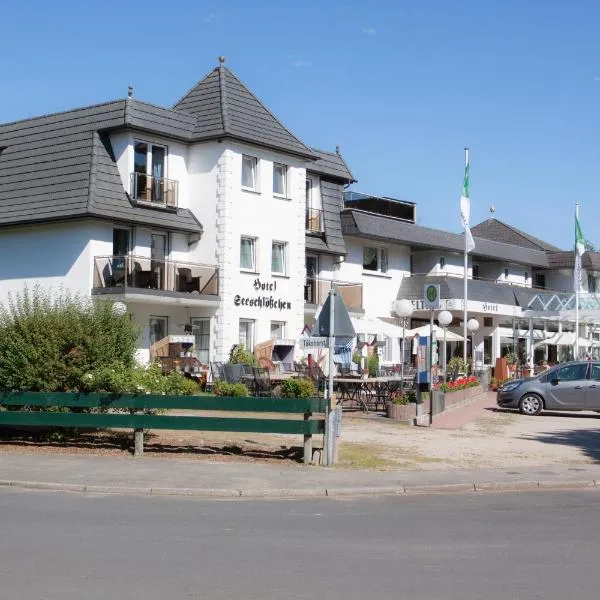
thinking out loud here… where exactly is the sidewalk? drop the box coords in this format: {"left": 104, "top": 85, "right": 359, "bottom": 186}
{"left": 1, "top": 451, "right": 599, "bottom": 498}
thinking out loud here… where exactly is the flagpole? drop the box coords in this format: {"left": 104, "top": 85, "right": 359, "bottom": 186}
{"left": 463, "top": 147, "right": 469, "bottom": 367}
{"left": 575, "top": 202, "right": 580, "bottom": 360}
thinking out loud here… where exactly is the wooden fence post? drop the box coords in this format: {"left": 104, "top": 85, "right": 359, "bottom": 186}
{"left": 134, "top": 428, "right": 144, "bottom": 457}
{"left": 303, "top": 411, "right": 312, "bottom": 465}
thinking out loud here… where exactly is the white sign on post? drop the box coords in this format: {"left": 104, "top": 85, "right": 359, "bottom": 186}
{"left": 299, "top": 337, "right": 328, "bottom": 350}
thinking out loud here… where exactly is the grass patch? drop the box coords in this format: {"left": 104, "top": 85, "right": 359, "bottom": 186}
{"left": 337, "top": 442, "right": 390, "bottom": 469}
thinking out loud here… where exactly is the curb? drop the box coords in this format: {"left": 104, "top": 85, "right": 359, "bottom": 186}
{"left": 1, "top": 478, "right": 600, "bottom": 499}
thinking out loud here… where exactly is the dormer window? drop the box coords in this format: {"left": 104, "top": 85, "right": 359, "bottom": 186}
{"left": 131, "top": 141, "right": 177, "bottom": 207}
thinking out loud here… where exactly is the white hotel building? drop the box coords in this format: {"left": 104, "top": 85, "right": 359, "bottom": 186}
{"left": 1, "top": 58, "right": 600, "bottom": 370}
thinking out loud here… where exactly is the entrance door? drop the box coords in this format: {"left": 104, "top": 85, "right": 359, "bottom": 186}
{"left": 544, "top": 363, "right": 589, "bottom": 410}
{"left": 151, "top": 233, "right": 167, "bottom": 290}
{"left": 305, "top": 255, "right": 318, "bottom": 304}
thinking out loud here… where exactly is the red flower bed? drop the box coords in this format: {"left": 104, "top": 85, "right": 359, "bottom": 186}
{"left": 434, "top": 376, "right": 480, "bottom": 394}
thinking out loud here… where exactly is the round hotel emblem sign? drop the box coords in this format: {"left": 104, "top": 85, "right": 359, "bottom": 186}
{"left": 423, "top": 284, "right": 440, "bottom": 309}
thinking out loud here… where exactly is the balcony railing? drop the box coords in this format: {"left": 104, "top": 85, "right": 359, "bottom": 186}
{"left": 130, "top": 172, "right": 178, "bottom": 208}
{"left": 304, "top": 277, "right": 363, "bottom": 312}
{"left": 305, "top": 207, "right": 324, "bottom": 233}
{"left": 409, "top": 272, "right": 564, "bottom": 293}
{"left": 93, "top": 255, "right": 218, "bottom": 296}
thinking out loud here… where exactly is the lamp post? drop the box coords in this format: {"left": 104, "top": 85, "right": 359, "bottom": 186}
{"left": 438, "top": 310, "right": 452, "bottom": 382}
{"left": 393, "top": 299, "right": 414, "bottom": 393}
{"left": 467, "top": 318, "right": 480, "bottom": 375}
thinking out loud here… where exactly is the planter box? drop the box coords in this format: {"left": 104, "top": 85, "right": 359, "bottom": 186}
{"left": 386, "top": 403, "right": 414, "bottom": 422}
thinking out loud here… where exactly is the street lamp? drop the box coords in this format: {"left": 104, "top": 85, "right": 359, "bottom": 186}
{"left": 467, "top": 318, "right": 480, "bottom": 375}
{"left": 438, "top": 310, "right": 452, "bottom": 382}
{"left": 393, "top": 299, "right": 414, "bottom": 392}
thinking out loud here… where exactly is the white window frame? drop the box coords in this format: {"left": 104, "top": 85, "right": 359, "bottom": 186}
{"left": 240, "top": 236, "right": 257, "bottom": 272}
{"left": 362, "top": 246, "right": 388, "bottom": 274}
{"left": 149, "top": 316, "right": 168, "bottom": 347}
{"left": 190, "top": 317, "right": 211, "bottom": 364}
{"left": 239, "top": 319, "right": 255, "bottom": 351}
{"left": 271, "top": 241, "right": 287, "bottom": 276}
{"left": 270, "top": 321, "right": 286, "bottom": 340}
{"left": 242, "top": 155, "right": 258, "bottom": 191}
{"left": 273, "top": 163, "right": 287, "bottom": 197}
{"left": 133, "top": 140, "right": 169, "bottom": 177}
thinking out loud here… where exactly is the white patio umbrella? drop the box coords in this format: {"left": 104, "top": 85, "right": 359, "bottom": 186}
{"left": 406, "top": 324, "right": 464, "bottom": 342}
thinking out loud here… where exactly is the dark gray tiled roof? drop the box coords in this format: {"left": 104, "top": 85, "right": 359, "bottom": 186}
{"left": 471, "top": 218, "right": 561, "bottom": 252}
{"left": 341, "top": 210, "right": 550, "bottom": 267}
{"left": 173, "top": 66, "right": 317, "bottom": 159}
{"left": 397, "top": 275, "right": 539, "bottom": 308}
{"left": 0, "top": 101, "right": 201, "bottom": 233}
{"left": 306, "top": 180, "right": 347, "bottom": 256}
{"left": 308, "top": 148, "right": 355, "bottom": 182}
{"left": 547, "top": 250, "right": 600, "bottom": 271}
{"left": 125, "top": 99, "right": 195, "bottom": 140}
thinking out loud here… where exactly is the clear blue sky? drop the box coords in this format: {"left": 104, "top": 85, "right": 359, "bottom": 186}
{"left": 2, "top": 0, "right": 599, "bottom": 250}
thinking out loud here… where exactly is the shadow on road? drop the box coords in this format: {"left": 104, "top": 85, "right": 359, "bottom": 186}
{"left": 486, "top": 407, "right": 600, "bottom": 420}
{"left": 0, "top": 429, "right": 305, "bottom": 463}
{"left": 521, "top": 428, "right": 600, "bottom": 462}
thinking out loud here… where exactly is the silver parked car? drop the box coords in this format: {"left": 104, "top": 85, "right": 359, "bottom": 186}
{"left": 496, "top": 361, "right": 600, "bottom": 416}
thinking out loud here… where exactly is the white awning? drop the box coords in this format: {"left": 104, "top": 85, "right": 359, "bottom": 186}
{"left": 534, "top": 332, "right": 592, "bottom": 347}
{"left": 406, "top": 324, "right": 464, "bottom": 342}
{"left": 350, "top": 317, "right": 408, "bottom": 338}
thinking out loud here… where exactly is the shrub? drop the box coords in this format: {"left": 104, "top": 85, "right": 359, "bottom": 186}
{"left": 0, "top": 286, "right": 139, "bottom": 392}
{"left": 213, "top": 380, "right": 249, "bottom": 397}
{"left": 228, "top": 344, "right": 257, "bottom": 366}
{"left": 390, "top": 392, "right": 414, "bottom": 405}
{"left": 280, "top": 377, "right": 315, "bottom": 398}
{"left": 82, "top": 362, "right": 199, "bottom": 395}
{"left": 447, "top": 357, "right": 466, "bottom": 377}
{"left": 367, "top": 353, "right": 379, "bottom": 377}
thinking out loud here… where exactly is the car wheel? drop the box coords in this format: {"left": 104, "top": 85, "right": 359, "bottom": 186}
{"left": 519, "top": 393, "right": 543, "bottom": 416}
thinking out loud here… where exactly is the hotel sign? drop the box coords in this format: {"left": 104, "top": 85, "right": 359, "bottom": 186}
{"left": 234, "top": 278, "right": 292, "bottom": 311}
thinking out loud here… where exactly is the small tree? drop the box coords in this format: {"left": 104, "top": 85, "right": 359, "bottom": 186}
{"left": 0, "top": 285, "right": 139, "bottom": 392}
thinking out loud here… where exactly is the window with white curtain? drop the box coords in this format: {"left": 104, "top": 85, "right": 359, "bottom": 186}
{"left": 240, "top": 236, "right": 256, "bottom": 271}
{"left": 242, "top": 155, "right": 258, "bottom": 190}
{"left": 273, "top": 163, "right": 287, "bottom": 196}
{"left": 271, "top": 241, "right": 286, "bottom": 275}
{"left": 239, "top": 319, "right": 255, "bottom": 350}
{"left": 362, "top": 247, "right": 388, "bottom": 273}
{"left": 270, "top": 321, "right": 286, "bottom": 339}
{"left": 190, "top": 318, "right": 210, "bottom": 364}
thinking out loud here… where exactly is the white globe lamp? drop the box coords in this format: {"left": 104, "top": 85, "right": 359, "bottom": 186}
{"left": 111, "top": 301, "right": 127, "bottom": 317}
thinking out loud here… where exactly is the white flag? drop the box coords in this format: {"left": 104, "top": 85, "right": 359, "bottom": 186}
{"left": 460, "top": 159, "right": 475, "bottom": 253}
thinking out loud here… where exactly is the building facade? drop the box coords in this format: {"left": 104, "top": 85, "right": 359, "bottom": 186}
{"left": 1, "top": 59, "right": 599, "bottom": 370}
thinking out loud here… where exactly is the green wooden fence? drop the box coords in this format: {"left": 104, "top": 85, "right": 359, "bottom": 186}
{"left": 0, "top": 392, "right": 327, "bottom": 464}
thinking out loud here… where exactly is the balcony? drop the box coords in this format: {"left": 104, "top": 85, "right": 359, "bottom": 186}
{"left": 93, "top": 255, "right": 219, "bottom": 303}
{"left": 130, "top": 172, "right": 178, "bottom": 208}
{"left": 304, "top": 277, "right": 363, "bottom": 312}
{"left": 305, "top": 208, "right": 324, "bottom": 233}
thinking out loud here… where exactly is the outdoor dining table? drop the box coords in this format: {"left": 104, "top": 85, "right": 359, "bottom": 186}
{"left": 334, "top": 376, "right": 404, "bottom": 413}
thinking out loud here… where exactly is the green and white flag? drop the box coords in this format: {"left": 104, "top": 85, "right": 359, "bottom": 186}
{"left": 574, "top": 212, "right": 585, "bottom": 292}
{"left": 460, "top": 159, "right": 475, "bottom": 253}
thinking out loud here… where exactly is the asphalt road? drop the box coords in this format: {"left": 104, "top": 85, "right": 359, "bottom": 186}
{"left": 2, "top": 489, "right": 600, "bottom": 599}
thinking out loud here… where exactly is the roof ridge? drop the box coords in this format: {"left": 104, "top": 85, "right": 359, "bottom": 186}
{"left": 473, "top": 217, "right": 560, "bottom": 251}
{"left": 222, "top": 67, "right": 314, "bottom": 157}
{"left": 218, "top": 65, "right": 230, "bottom": 134}
{"left": 86, "top": 131, "right": 100, "bottom": 212}
{"left": 335, "top": 148, "right": 356, "bottom": 183}
{"left": 0, "top": 99, "right": 126, "bottom": 129}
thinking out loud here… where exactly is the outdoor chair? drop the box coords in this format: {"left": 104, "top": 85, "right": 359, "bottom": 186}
{"left": 176, "top": 267, "right": 200, "bottom": 293}
{"left": 252, "top": 367, "right": 272, "bottom": 397}
{"left": 222, "top": 363, "right": 245, "bottom": 384}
